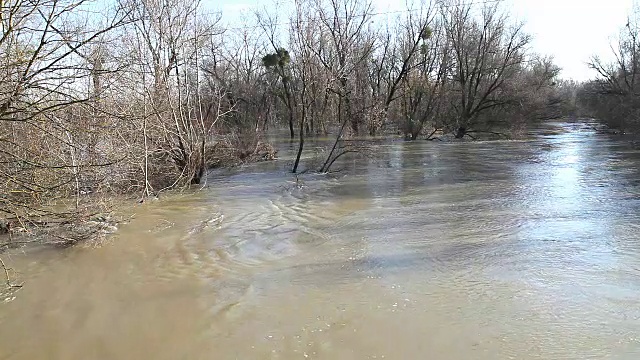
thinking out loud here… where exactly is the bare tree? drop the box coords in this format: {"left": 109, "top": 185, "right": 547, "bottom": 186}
{"left": 366, "top": 1, "right": 442, "bottom": 137}
{"left": 120, "top": 0, "right": 228, "bottom": 187}
{"left": 0, "top": 0, "right": 129, "bottom": 238}
{"left": 258, "top": 11, "right": 298, "bottom": 140}
{"left": 311, "top": 0, "right": 375, "bottom": 135}
{"left": 391, "top": 4, "right": 451, "bottom": 140}
{"left": 303, "top": 0, "right": 376, "bottom": 171}
{"left": 583, "top": 11, "right": 640, "bottom": 131}
{"left": 442, "top": 0, "right": 529, "bottom": 138}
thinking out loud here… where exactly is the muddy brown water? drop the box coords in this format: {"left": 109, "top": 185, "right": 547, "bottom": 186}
{"left": 1, "top": 122, "right": 639, "bottom": 359}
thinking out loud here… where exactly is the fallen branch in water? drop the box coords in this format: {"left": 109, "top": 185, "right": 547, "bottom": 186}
{"left": 466, "top": 130, "right": 510, "bottom": 138}
{"left": 425, "top": 128, "right": 439, "bottom": 140}
{"left": 0, "top": 257, "right": 22, "bottom": 289}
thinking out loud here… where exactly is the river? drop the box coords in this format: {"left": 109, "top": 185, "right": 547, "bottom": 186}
{"left": 0, "top": 121, "right": 639, "bottom": 359}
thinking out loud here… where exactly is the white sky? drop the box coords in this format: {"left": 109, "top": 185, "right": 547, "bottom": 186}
{"left": 207, "top": 0, "right": 636, "bottom": 81}
{"left": 506, "top": 0, "right": 634, "bottom": 81}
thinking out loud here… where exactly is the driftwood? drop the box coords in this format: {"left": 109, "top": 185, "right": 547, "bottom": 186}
{"left": 423, "top": 127, "right": 510, "bottom": 141}
{"left": 465, "top": 129, "right": 510, "bottom": 138}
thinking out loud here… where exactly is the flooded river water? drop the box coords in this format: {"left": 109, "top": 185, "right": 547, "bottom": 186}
{"left": 1, "top": 122, "right": 639, "bottom": 359}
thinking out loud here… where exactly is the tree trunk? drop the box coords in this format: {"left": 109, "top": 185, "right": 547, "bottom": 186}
{"left": 292, "top": 119, "right": 305, "bottom": 173}
{"left": 288, "top": 112, "right": 295, "bottom": 139}
{"left": 282, "top": 77, "right": 296, "bottom": 139}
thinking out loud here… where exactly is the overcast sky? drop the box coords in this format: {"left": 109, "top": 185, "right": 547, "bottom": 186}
{"left": 506, "top": 0, "right": 634, "bottom": 81}
{"left": 208, "top": 0, "right": 635, "bottom": 81}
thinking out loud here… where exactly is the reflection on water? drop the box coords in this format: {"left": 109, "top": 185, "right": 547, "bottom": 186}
{"left": 1, "top": 121, "right": 640, "bottom": 359}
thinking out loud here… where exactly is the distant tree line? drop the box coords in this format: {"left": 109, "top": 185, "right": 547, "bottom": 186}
{"left": 0, "top": 0, "right": 569, "bottom": 239}
{"left": 577, "top": 6, "right": 640, "bottom": 132}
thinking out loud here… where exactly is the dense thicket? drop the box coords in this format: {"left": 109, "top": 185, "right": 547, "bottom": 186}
{"left": 0, "top": 0, "right": 566, "bottom": 238}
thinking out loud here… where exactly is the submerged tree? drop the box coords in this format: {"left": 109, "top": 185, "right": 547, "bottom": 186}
{"left": 262, "top": 48, "right": 297, "bottom": 139}
{"left": 442, "top": 0, "right": 531, "bottom": 138}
